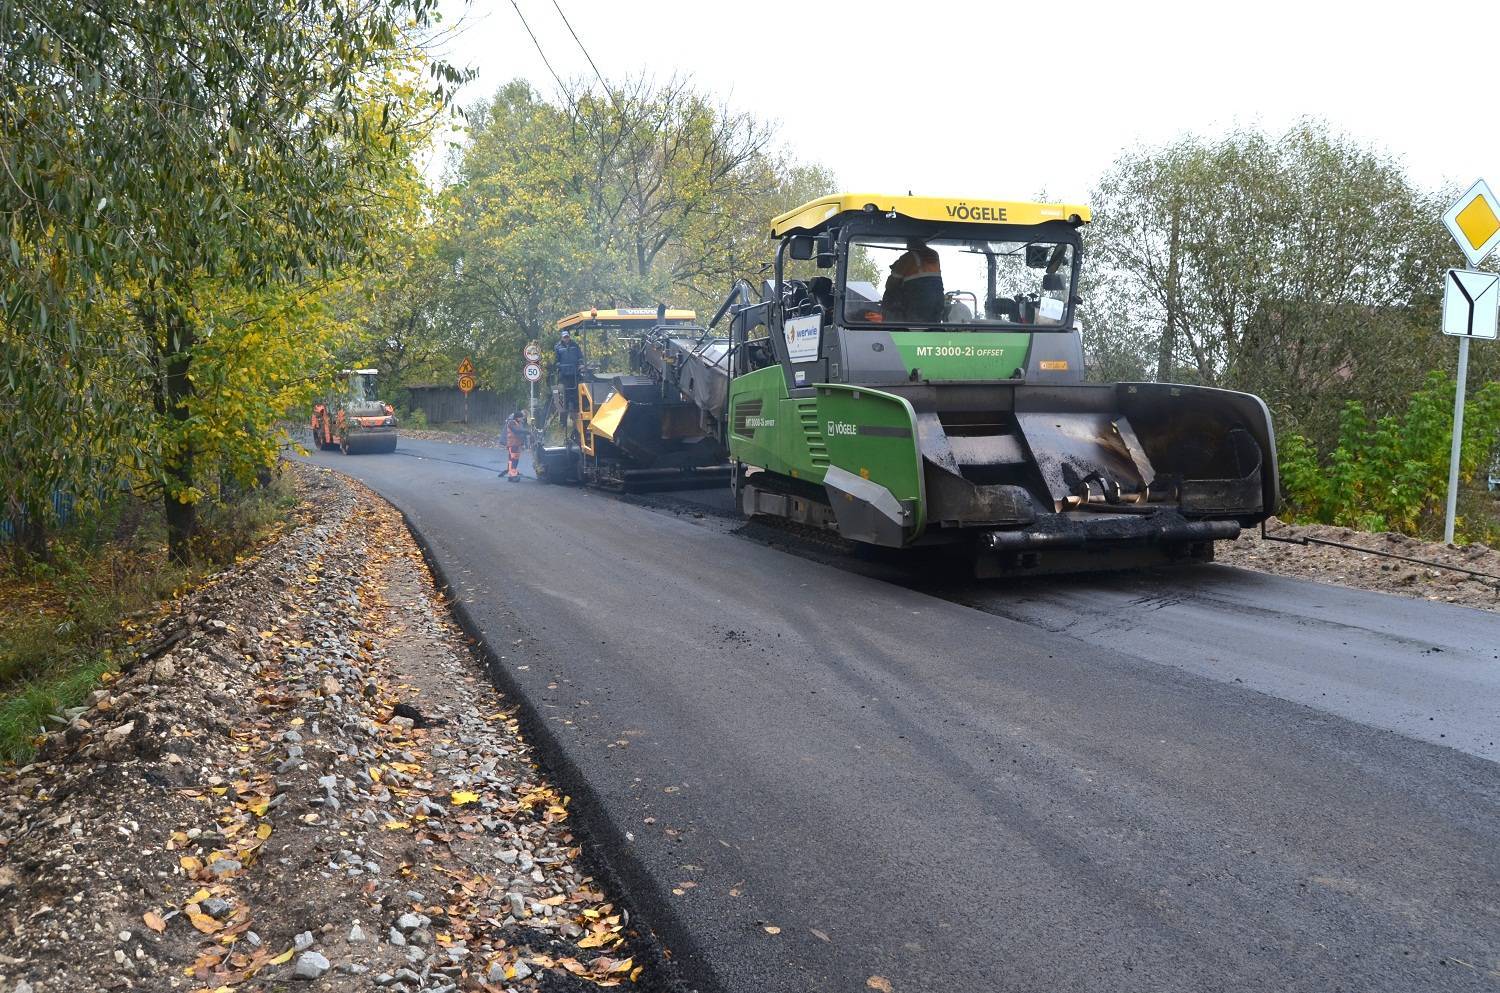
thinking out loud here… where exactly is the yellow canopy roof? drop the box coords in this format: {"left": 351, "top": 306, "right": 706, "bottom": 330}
{"left": 770, "top": 193, "right": 1092, "bottom": 237}
{"left": 556, "top": 307, "right": 697, "bottom": 331}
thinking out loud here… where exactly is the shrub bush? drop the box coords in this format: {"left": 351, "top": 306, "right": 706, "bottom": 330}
{"left": 1277, "top": 371, "right": 1500, "bottom": 539}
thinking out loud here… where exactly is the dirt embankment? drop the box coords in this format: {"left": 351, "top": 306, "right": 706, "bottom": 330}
{"left": 1218, "top": 518, "right": 1500, "bottom": 612}
{"left": 0, "top": 463, "right": 658, "bottom": 992}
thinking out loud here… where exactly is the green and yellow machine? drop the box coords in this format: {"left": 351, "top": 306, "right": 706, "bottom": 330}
{"left": 543, "top": 194, "right": 1279, "bottom": 575}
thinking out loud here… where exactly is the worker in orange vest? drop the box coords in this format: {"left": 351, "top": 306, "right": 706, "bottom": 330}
{"left": 883, "top": 239, "right": 944, "bottom": 323}
{"left": 502, "top": 411, "right": 529, "bottom": 482}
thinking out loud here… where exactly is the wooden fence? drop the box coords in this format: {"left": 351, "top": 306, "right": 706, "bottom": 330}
{"left": 403, "top": 385, "right": 511, "bottom": 424}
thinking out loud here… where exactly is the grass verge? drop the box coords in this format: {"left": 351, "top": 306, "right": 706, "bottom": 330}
{"left": 0, "top": 472, "right": 298, "bottom": 763}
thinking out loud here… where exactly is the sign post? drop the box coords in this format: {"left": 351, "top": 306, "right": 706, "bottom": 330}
{"left": 457, "top": 357, "right": 476, "bottom": 425}
{"left": 1438, "top": 180, "right": 1500, "bottom": 544}
{"left": 524, "top": 342, "right": 541, "bottom": 425}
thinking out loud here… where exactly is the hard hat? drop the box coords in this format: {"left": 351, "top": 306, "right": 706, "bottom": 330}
{"left": 560, "top": 329, "right": 571, "bottom": 338}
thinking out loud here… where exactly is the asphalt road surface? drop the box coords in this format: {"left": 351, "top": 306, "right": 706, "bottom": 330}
{"left": 299, "top": 436, "right": 1500, "bottom": 993}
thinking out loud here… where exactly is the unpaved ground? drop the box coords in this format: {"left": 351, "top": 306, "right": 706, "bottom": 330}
{"left": 1219, "top": 517, "right": 1500, "bottom": 612}
{"left": 398, "top": 429, "right": 501, "bottom": 450}
{"left": 0, "top": 464, "right": 663, "bottom": 992}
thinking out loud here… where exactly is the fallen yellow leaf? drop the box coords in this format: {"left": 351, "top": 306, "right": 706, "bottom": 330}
{"left": 188, "top": 913, "right": 221, "bottom": 934}
{"left": 268, "top": 948, "right": 294, "bottom": 965}
{"left": 255, "top": 823, "right": 272, "bottom": 840}
{"left": 450, "top": 790, "right": 480, "bottom": 806}
{"left": 180, "top": 856, "right": 203, "bottom": 872}
{"left": 763, "top": 925, "right": 781, "bottom": 935}
{"left": 142, "top": 911, "right": 166, "bottom": 933}
{"left": 867, "top": 978, "right": 894, "bottom": 992}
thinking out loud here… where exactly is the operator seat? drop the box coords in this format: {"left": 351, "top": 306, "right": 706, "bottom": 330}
{"left": 809, "top": 277, "right": 834, "bottom": 320}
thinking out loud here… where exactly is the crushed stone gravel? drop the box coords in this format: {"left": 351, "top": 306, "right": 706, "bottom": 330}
{"left": 0, "top": 462, "right": 658, "bottom": 992}
{"left": 1218, "top": 515, "right": 1500, "bottom": 612}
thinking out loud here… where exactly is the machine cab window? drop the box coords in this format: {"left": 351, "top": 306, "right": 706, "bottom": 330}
{"left": 844, "top": 237, "right": 1075, "bottom": 329}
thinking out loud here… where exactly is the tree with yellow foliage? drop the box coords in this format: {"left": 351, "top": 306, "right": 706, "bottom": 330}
{"left": 1, "top": 0, "right": 465, "bottom": 562}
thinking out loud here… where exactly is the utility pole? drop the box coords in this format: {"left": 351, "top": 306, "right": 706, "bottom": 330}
{"left": 1442, "top": 334, "right": 1470, "bottom": 545}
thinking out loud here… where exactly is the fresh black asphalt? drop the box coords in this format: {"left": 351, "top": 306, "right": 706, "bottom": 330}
{"left": 300, "top": 437, "right": 1500, "bottom": 993}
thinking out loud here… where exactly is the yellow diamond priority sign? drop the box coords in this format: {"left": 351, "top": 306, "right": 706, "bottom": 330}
{"left": 1442, "top": 178, "right": 1500, "bottom": 267}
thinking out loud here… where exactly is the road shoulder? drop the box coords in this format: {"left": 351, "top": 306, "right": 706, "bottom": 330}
{"left": 0, "top": 463, "right": 668, "bottom": 992}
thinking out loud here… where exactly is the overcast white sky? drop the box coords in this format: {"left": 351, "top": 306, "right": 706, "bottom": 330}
{"left": 432, "top": 0, "right": 1500, "bottom": 203}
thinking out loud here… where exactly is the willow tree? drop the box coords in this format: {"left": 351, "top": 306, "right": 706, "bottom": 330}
{"left": 1086, "top": 121, "right": 1480, "bottom": 444}
{"left": 1, "top": 0, "right": 463, "bottom": 562}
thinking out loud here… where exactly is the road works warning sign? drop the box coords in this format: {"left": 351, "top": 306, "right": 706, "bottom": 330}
{"left": 1442, "top": 268, "right": 1500, "bottom": 340}
{"left": 1442, "top": 179, "right": 1500, "bottom": 268}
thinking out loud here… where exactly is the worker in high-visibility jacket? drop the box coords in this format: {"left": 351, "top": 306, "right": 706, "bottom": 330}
{"left": 554, "top": 330, "right": 584, "bottom": 411}
{"left": 883, "top": 240, "right": 944, "bottom": 323}
{"left": 502, "top": 411, "right": 530, "bottom": 482}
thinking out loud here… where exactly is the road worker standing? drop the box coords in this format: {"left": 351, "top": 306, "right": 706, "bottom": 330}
{"left": 554, "top": 330, "right": 584, "bottom": 410}
{"left": 502, "top": 410, "right": 530, "bottom": 482}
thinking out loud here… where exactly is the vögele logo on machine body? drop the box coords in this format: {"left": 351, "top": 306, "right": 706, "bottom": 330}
{"left": 944, "top": 202, "right": 1008, "bottom": 222}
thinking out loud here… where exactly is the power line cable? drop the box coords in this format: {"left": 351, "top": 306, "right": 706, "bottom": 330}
{"left": 550, "top": 0, "right": 614, "bottom": 105}
{"left": 507, "top": 0, "right": 570, "bottom": 99}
